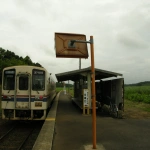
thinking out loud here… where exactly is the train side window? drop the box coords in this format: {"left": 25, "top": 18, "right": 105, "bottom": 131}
{"left": 19, "top": 76, "right": 28, "bottom": 90}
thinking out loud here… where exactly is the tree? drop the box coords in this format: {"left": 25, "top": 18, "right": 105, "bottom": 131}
{"left": 0, "top": 47, "right": 42, "bottom": 84}
{"left": 24, "top": 56, "right": 33, "bottom": 65}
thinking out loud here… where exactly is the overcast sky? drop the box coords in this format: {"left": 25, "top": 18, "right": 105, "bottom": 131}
{"left": 0, "top": 0, "right": 150, "bottom": 84}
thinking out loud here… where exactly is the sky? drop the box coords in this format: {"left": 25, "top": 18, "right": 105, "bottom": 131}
{"left": 0, "top": 0, "right": 150, "bottom": 84}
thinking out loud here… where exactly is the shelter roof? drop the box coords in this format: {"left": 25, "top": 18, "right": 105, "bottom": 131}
{"left": 55, "top": 67, "right": 123, "bottom": 82}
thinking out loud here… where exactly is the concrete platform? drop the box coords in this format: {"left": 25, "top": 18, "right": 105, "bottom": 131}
{"left": 33, "top": 91, "right": 150, "bottom": 150}
{"left": 72, "top": 98, "right": 83, "bottom": 109}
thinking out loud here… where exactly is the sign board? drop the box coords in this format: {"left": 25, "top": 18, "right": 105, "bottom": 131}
{"left": 83, "top": 89, "right": 89, "bottom": 107}
{"left": 55, "top": 32, "right": 89, "bottom": 58}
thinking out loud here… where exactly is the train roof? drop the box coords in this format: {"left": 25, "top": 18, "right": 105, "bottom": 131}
{"left": 55, "top": 66, "right": 123, "bottom": 82}
{"left": 3, "top": 65, "right": 44, "bottom": 70}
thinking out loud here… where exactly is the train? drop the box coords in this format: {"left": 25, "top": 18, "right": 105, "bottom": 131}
{"left": 1, "top": 65, "right": 56, "bottom": 120}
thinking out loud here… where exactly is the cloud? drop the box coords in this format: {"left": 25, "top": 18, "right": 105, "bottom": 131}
{"left": 118, "top": 32, "right": 149, "bottom": 49}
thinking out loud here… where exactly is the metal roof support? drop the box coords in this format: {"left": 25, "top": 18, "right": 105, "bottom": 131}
{"left": 87, "top": 73, "right": 91, "bottom": 109}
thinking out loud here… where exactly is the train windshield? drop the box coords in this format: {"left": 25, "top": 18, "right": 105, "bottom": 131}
{"left": 19, "top": 76, "right": 28, "bottom": 90}
{"left": 32, "top": 69, "right": 45, "bottom": 91}
{"left": 3, "top": 69, "right": 15, "bottom": 90}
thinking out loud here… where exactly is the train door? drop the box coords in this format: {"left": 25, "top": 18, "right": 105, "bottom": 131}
{"left": 15, "top": 73, "right": 31, "bottom": 109}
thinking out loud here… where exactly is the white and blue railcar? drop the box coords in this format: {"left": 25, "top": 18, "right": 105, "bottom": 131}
{"left": 1, "top": 66, "right": 56, "bottom": 120}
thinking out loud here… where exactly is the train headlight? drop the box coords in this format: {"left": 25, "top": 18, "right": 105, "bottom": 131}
{"left": 35, "top": 96, "right": 43, "bottom": 100}
{"left": 35, "top": 96, "right": 39, "bottom": 100}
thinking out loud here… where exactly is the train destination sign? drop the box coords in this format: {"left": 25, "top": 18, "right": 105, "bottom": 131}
{"left": 4, "top": 70, "right": 15, "bottom": 74}
{"left": 33, "top": 70, "right": 44, "bottom": 75}
{"left": 55, "top": 32, "right": 89, "bottom": 58}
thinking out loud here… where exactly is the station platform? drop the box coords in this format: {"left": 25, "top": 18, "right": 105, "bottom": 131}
{"left": 32, "top": 91, "right": 150, "bottom": 150}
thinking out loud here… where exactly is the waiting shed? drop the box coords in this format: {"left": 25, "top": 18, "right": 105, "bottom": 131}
{"left": 55, "top": 67, "right": 124, "bottom": 113}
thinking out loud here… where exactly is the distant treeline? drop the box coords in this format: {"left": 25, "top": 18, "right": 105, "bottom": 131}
{"left": 125, "top": 81, "right": 150, "bottom": 87}
{"left": 0, "top": 47, "right": 42, "bottom": 83}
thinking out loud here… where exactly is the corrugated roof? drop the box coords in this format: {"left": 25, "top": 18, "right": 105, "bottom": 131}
{"left": 55, "top": 67, "right": 123, "bottom": 82}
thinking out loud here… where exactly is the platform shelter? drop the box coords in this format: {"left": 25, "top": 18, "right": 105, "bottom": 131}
{"left": 55, "top": 67, "right": 124, "bottom": 114}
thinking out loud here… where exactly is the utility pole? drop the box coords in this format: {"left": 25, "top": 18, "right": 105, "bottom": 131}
{"left": 79, "top": 58, "right": 81, "bottom": 70}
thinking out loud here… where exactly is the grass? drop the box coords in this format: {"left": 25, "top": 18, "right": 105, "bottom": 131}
{"left": 125, "top": 99, "right": 150, "bottom": 111}
{"left": 56, "top": 87, "right": 63, "bottom": 92}
{"left": 124, "top": 99, "right": 150, "bottom": 118}
{"left": 125, "top": 86, "right": 150, "bottom": 103}
{"left": 123, "top": 85, "right": 150, "bottom": 118}
{"left": 56, "top": 87, "right": 74, "bottom": 96}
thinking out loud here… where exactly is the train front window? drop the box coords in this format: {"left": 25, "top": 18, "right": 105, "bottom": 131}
{"left": 32, "top": 69, "right": 45, "bottom": 91}
{"left": 3, "top": 69, "right": 15, "bottom": 90}
{"left": 19, "top": 76, "right": 28, "bottom": 90}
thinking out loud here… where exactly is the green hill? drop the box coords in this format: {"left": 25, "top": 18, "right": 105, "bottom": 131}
{"left": 125, "top": 81, "right": 150, "bottom": 87}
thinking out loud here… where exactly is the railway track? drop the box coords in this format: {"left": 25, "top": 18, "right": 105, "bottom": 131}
{"left": 0, "top": 120, "right": 16, "bottom": 137}
{"left": 0, "top": 123, "right": 17, "bottom": 141}
{"left": 0, "top": 121, "right": 44, "bottom": 150}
